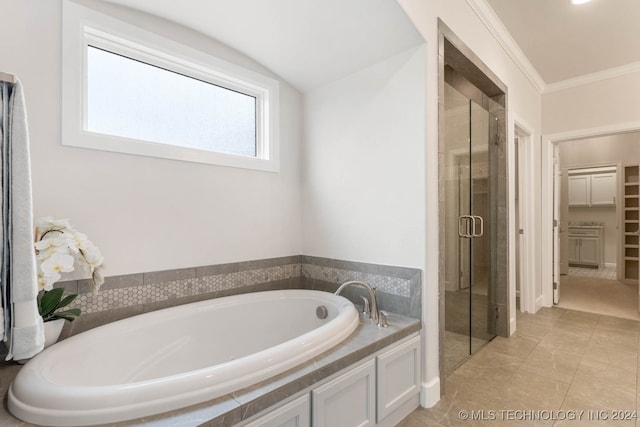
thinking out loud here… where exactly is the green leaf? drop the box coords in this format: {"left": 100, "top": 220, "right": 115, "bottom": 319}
{"left": 57, "top": 294, "right": 77, "bottom": 309}
{"left": 39, "top": 288, "right": 65, "bottom": 318}
{"left": 38, "top": 289, "right": 80, "bottom": 322}
{"left": 51, "top": 308, "right": 81, "bottom": 321}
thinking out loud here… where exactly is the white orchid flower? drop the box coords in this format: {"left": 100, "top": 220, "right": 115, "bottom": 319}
{"left": 82, "top": 245, "right": 104, "bottom": 268}
{"left": 34, "top": 235, "right": 67, "bottom": 249}
{"left": 41, "top": 273, "right": 61, "bottom": 291}
{"left": 35, "top": 216, "right": 72, "bottom": 229}
{"left": 71, "top": 232, "right": 90, "bottom": 250}
{"left": 41, "top": 253, "right": 75, "bottom": 277}
{"left": 34, "top": 217, "right": 105, "bottom": 293}
{"left": 37, "top": 272, "right": 47, "bottom": 291}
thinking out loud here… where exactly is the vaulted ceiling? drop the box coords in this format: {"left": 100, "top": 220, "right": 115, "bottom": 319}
{"left": 102, "top": 0, "right": 424, "bottom": 92}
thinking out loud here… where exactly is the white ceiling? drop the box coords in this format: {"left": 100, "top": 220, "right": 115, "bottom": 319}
{"left": 486, "top": 0, "right": 640, "bottom": 84}
{"left": 102, "top": 0, "right": 424, "bottom": 92}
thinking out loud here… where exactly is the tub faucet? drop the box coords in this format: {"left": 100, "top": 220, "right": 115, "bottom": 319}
{"left": 335, "top": 280, "right": 386, "bottom": 327}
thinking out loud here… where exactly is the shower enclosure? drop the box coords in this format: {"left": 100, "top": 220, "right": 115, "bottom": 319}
{"left": 443, "top": 78, "right": 497, "bottom": 373}
{"left": 439, "top": 26, "right": 508, "bottom": 377}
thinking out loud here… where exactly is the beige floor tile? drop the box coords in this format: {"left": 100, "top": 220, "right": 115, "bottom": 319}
{"left": 401, "top": 307, "right": 640, "bottom": 427}
{"left": 582, "top": 342, "right": 637, "bottom": 374}
{"left": 514, "top": 316, "right": 556, "bottom": 339}
{"left": 558, "top": 309, "right": 601, "bottom": 323}
{"left": 553, "top": 310, "right": 600, "bottom": 334}
{"left": 591, "top": 326, "right": 639, "bottom": 349}
{"left": 503, "top": 371, "right": 570, "bottom": 411}
{"left": 596, "top": 315, "right": 640, "bottom": 332}
{"left": 453, "top": 349, "right": 522, "bottom": 384}
{"left": 481, "top": 335, "right": 539, "bottom": 361}
{"left": 557, "top": 275, "right": 640, "bottom": 321}
{"left": 537, "top": 330, "right": 591, "bottom": 356}
{"left": 567, "top": 360, "right": 636, "bottom": 410}
{"left": 520, "top": 345, "right": 582, "bottom": 384}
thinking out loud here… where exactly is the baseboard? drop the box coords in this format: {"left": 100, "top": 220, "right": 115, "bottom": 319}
{"left": 420, "top": 376, "right": 440, "bottom": 408}
{"left": 510, "top": 316, "right": 516, "bottom": 336}
{"left": 535, "top": 295, "right": 544, "bottom": 311}
{"left": 604, "top": 262, "right": 616, "bottom": 268}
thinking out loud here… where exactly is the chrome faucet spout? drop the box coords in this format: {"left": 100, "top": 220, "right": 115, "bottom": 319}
{"left": 334, "top": 280, "right": 379, "bottom": 324}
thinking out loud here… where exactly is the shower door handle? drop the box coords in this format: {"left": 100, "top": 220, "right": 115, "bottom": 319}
{"left": 472, "top": 215, "right": 484, "bottom": 238}
{"left": 458, "top": 215, "right": 474, "bottom": 238}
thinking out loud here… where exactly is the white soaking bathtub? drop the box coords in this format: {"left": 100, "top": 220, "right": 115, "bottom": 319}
{"left": 8, "top": 289, "right": 359, "bottom": 426}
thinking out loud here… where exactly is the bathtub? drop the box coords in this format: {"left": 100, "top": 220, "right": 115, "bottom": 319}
{"left": 8, "top": 289, "right": 359, "bottom": 426}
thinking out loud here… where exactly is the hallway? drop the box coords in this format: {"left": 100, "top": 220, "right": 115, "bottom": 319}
{"left": 399, "top": 307, "right": 640, "bottom": 426}
{"left": 558, "top": 273, "right": 639, "bottom": 321}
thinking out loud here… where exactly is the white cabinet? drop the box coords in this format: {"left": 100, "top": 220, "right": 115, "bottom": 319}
{"left": 568, "top": 236, "right": 580, "bottom": 264}
{"left": 245, "top": 334, "right": 421, "bottom": 427}
{"left": 568, "top": 226, "right": 603, "bottom": 267}
{"left": 376, "top": 336, "right": 421, "bottom": 422}
{"left": 568, "top": 170, "right": 616, "bottom": 207}
{"left": 590, "top": 173, "right": 616, "bottom": 205}
{"left": 312, "top": 359, "right": 376, "bottom": 427}
{"left": 568, "top": 175, "right": 590, "bottom": 206}
{"left": 244, "top": 395, "right": 310, "bottom": 427}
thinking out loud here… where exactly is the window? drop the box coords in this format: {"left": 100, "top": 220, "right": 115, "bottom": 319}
{"left": 62, "top": 0, "right": 279, "bottom": 172}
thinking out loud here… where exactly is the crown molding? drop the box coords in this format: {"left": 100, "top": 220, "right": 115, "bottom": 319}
{"left": 465, "top": 0, "right": 640, "bottom": 96}
{"left": 545, "top": 62, "right": 640, "bottom": 94}
{"left": 465, "top": 0, "right": 546, "bottom": 94}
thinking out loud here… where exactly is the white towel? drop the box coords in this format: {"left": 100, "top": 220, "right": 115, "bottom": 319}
{"left": 4, "top": 80, "right": 44, "bottom": 360}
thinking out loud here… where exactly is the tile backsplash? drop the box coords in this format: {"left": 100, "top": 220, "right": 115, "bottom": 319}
{"left": 56, "top": 255, "right": 421, "bottom": 338}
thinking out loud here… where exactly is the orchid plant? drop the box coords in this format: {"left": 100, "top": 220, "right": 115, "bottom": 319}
{"left": 34, "top": 217, "right": 105, "bottom": 322}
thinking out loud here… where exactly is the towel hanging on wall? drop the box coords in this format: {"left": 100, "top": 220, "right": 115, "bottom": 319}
{"left": 0, "top": 76, "right": 44, "bottom": 360}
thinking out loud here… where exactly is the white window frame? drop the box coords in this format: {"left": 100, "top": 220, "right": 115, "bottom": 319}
{"left": 61, "top": 0, "right": 279, "bottom": 172}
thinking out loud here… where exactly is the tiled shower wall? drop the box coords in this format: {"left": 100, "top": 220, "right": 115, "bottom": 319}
{"left": 59, "top": 255, "right": 421, "bottom": 338}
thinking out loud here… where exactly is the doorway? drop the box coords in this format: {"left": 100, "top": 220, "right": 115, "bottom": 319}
{"left": 553, "top": 133, "right": 640, "bottom": 320}
{"left": 541, "top": 125, "right": 640, "bottom": 314}
{"left": 438, "top": 21, "right": 509, "bottom": 377}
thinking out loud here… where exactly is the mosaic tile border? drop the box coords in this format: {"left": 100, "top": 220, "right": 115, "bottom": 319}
{"left": 301, "top": 264, "right": 413, "bottom": 298}
{"left": 72, "top": 264, "right": 301, "bottom": 314}
{"left": 56, "top": 255, "right": 421, "bottom": 320}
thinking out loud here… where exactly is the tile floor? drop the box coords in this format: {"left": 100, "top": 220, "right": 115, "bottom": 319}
{"left": 568, "top": 266, "right": 617, "bottom": 281}
{"left": 558, "top": 274, "right": 639, "bottom": 321}
{"left": 444, "top": 331, "right": 490, "bottom": 375}
{"left": 399, "top": 307, "right": 640, "bottom": 426}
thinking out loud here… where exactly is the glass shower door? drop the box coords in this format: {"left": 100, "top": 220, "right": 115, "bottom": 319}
{"left": 443, "top": 82, "right": 495, "bottom": 374}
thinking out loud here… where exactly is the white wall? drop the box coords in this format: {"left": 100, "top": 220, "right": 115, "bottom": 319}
{"left": 302, "top": 46, "right": 426, "bottom": 268}
{"left": 543, "top": 71, "right": 640, "bottom": 135}
{"left": 1, "top": 0, "right": 303, "bottom": 277}
{"left": 397, "top": 0, "right": 543, "bottom": 406}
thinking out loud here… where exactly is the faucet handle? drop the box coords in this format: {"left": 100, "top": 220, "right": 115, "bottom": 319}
{"left": 360, "top": 296, "right": 371, "bottom": 318}
{"left": 377, "top": 310, "right": 388, "bottom": 328}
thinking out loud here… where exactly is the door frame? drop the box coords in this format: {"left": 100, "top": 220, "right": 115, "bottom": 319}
{"left": 541, "top": 121, "right": 640, "bottom": 307}
{"left": 513, "top": 118, "right": 536, "bottom": 318}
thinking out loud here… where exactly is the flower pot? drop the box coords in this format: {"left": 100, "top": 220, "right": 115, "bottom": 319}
{"left": 43, "top": 318, "right": 65, "bottom": 348}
